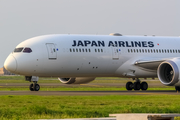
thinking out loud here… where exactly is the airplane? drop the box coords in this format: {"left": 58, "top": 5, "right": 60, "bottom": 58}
{"left": 3, "top": 33, "right": 180, "bottom": 91}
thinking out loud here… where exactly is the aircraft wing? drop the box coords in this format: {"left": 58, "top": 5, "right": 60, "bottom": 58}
{"left": 134, "top": 57, "right": 178, "bottom": 70}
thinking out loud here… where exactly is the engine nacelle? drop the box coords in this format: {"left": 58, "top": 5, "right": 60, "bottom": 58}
{"left": 157, "top": 59, "right": 180, "bottom": 86}
{"left": 58, "top": 77, "right": 95, "bottom": 84}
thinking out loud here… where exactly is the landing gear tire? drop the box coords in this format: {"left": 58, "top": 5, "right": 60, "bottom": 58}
{"left": 26, "top": 76, "right": 40, "bottom": 91}
{"left": 33, "top": 84, "right": 40, "bottom": 91}
{"left": 126, "top": 82, "right": 133, "bottom": 90}
{"left": 29, "top": 84, "right": 34, "bottom": 91}
{"left": 125, "top": 79, "right": 148, "bottom": 91}
{"left": 175, "top": 86, "right": 180, "bottom": 92}
{"left": 140, "top": 82, "right": 148, "bottom": 90}
{"left": 134, "top": 82, "right": 141, "bottom": 90}
{"left": 29, "top": 83, "right": 40, "bottom": 91}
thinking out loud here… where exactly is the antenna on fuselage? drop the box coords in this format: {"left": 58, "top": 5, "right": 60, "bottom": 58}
{"left": 109, "top": 33, "right": 122, "bottom": 36}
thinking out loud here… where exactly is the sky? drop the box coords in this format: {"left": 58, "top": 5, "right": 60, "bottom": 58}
{"left": 0, "top": 0, "right": 180, "bottom": 67}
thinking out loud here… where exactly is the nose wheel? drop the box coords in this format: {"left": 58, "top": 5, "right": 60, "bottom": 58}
{"left": 29, "top": 82, "right": 40, "bottom": 91}
{"left": 29, "top": 83, "right": 40, "bottom": 91}
{"left": 26, "top": 76, "right": 40, "bottom": 91}
{"left": 126, "top": 79, "right": 148, "bottom": 91}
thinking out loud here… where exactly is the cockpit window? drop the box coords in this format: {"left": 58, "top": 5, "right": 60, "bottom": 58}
{"left": 23, "top": 47, "right": 32, "bottom": 53}
{"left": 14, "top": 47, "right": 24, "bottom": 52}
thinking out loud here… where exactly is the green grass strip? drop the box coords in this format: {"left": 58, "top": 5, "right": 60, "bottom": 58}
{"left": 0, "top": 95, "right": 180, "bottom": 119}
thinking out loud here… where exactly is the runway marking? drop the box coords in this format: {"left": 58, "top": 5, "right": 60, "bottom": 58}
{"left": 80, "top": 84, "right": 104, "bottom": 87}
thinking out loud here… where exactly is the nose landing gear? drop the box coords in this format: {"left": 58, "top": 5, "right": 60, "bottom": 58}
{"left": 126, "top": 78, "right": 148, "bottom": 91}
{"left": 29, "top": 82, "right": 40, "bottom": 91}
{"left": 26, "top": 76, "right": 40, "bottom": 91}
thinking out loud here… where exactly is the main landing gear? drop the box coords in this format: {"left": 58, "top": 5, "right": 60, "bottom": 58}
{"left": 175, "top": 86, "right": 180, "bottom": 92}
{"left": 25, "top": 76, "right": 40, "bottom": 91}
{"left": 126, "top": 78, "right": 148, "bottom": 91}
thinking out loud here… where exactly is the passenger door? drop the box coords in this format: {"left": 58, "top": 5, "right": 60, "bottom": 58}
{"left": 111, "top": 46, "right": 120, "bottom": 60}
{"left": 46, "top": 43, "right": 57, "bottom": 60}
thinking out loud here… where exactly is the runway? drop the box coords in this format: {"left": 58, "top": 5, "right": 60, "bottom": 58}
{"left": 0, "top": 90, "right": 179, "bottom": 96}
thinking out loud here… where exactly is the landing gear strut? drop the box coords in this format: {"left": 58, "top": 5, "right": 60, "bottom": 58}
{"left": 26, "top": 76, "right": 40, "bottom": 91}
{"left": 175, "top": 86, "right": 180, "bottom": 92}
{"left": 126, "top": 78, "right": 148, "bottom": 91}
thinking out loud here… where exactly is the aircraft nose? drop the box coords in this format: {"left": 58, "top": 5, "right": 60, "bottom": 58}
{"left": 4, "top": 55, "right": 17, "bottom": 72}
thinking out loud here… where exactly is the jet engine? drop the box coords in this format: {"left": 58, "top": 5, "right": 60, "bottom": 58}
{"left": 157, "top": 59, "right": 180, "bottom": 86}
{"left": 58, "top": 77, "right": 95, "bottom": 84}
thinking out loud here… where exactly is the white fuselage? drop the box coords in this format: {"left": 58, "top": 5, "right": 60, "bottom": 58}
{"left": 4, "top": 34, "right": 180, "bottom": 78}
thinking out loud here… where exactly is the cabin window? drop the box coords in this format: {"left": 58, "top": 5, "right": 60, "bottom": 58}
{"left": 155, "top": 49, "right": 157, "bottom": 53}
{"left": 89, "top": 49, "right": 91, "bottom": 52}
{"left": 79, "top": 49, "right": 81, "bottom": 52}
{"left": 23, "top": 48, "right": 32, "bottom": 53}
{"left": 14, "top": 47, "right": 24, "bottom": 52}
{"left": 159, "top": 49, "right": 161, "bottom": 53}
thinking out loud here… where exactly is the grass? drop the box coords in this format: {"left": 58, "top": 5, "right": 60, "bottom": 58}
{"left": 0, "top": 95, "right": 180, "bottom": 119}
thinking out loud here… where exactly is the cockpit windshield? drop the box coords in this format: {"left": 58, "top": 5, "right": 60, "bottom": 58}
{"left": 14, "top": 47, "right": 24, "bottom": 52}
{"left": 13, "top": 47, "right": 32, "bottom": 53}
{"left": 23, "top": 48, "right": 32, "bottom": 53}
